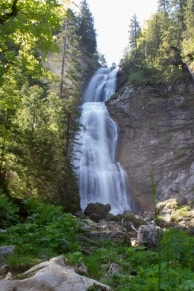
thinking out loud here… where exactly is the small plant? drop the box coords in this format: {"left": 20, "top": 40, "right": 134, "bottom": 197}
{"left": 66, "top": 251, "right": 84, "bottom": 266}
{"left": 6, "top": 249, "right": 39, "bottom": 272}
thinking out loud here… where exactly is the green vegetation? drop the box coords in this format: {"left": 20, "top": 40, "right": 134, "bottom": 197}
{"left": 1, "top": 1, "right": 194, "bottom": 290}
{"left": 1, "top": 194, "right": 194, "bottom": 289}
{"left": 78, "top": 231, "right": 194, "bottom": 290}
{"left": 120, "top": 0, "right": 194, "bottom": 86}
{"left": 0, "top": 194, "right": 80, "bottom": 271}
{"left": 0, "top": 0, "right": 100, "bottom": 210}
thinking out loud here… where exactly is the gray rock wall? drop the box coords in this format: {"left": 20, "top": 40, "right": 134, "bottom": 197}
{"left": 107, "top": 84, "right": 194, "bottom": 212}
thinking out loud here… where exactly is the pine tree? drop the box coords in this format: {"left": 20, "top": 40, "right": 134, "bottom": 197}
{"left": 129, "top": 14, "right": 141, "bottom": 57}
{"left": 158, "top": 0, "right": 170, "bottom": 14}
{"left": 170, "top": 0, "right": 187, "bottom": 33}
{"left": 77, "top": 0, "right": 97, "bottom": 56}
{"left": 182, "top": 0, "right": 194, "bottom": 65}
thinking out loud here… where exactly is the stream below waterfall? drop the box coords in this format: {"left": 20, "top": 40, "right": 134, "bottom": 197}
{"left": 74, "top": 67, "right": 132, "bottom": 215}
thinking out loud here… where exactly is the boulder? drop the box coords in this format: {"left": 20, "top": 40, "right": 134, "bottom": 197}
{"left": 84, "top": 203, "right": 111, "bottom": 222}
{"left": 157, "top": 200, "right": 194, "bottom": 230}
{"left": 0, "top": 256, "right": 112, "bottom": 291}
{"left": 136, "top": 222, "right": 159, "bottom": 249}
{"left": 0, "top": 246, "right": 15, "bottom": 266}
{"left": 156, "top": 198, "right": 178, "bottom": 223}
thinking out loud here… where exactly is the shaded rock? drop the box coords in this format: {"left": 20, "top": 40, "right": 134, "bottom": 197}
{"left": 121, "top": 211, "right": 147, "bottom": 231}
{"left": 136, "top": 222, "right": 159, "bottom": 248}
{"left": 79, "top": 218, "right": 133, "bottom": 246}
{"left": 84, "top": 203, "right": 111, "bottom": 222}
{"left": 0, "top": 265, "right": 8, "bottom": 275}
{"left": 106, "top": 263, "right": 122, "bottom": 278}
{"left": 75, "top": 263, "right": 88, "bottom": 276}
{"left": 0, "top": 256, "right": 112, "bottom": 291}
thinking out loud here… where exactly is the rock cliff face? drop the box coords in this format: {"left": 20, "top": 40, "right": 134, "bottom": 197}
{"left": 107, "top": 82, "right": 194, "bottom": 212}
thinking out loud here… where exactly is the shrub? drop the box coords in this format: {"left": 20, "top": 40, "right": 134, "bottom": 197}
{"left": 3, "top": 199, "right": 79, "bottom": 256}
{"left": 160, "top": 228, "right": 194, "bottom": 271}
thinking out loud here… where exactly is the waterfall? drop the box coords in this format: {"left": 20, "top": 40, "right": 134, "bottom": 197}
{"left": 74, "top": 67, "right": 132, "bottom": 215}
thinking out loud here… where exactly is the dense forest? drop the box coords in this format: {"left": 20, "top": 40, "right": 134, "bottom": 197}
{"left": 0, "top": 0, "right": 194, "bottom": 290}
{"left": 0, "top": 0, "right": 100, "bottom": 212}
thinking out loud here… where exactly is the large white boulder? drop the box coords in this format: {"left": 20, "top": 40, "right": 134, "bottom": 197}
{"left": 0, "top": 256, "right": 112, "bottom": 291}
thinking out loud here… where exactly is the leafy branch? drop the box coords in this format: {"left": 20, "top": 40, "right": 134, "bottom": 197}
{"left": 0, "top": 0, "right": 19, "bottom": 24}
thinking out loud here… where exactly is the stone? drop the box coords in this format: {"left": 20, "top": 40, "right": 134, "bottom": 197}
{"left": 75, "top": 264, "right": 88, "bottom": 276}
{"left": 0, "top": 246, "right": 15, "bottom": 264}
{"left": 156, "top": 198, "right": 178, "bottom": 222}
{"left": 106, "top": 263, "right": 122, "bottom": 277}
{"left": 0, "top": 256, "right": 112, "bottom": 291}
{"left": 4, "top": 272, "right": 12, "bottom": 280}
{"left": 79, "top": 218, "right": 133, "bottom": 246}
{"left": 156, "top": 198, "right": 194, "bottom": 229}
{"left": 0, "top": 265, "right": 8, "bottom": 275}
{"left": 84, "top": 202, "right": 111, "bottom": 222}
{"left": 136, "top": 222, "right": 159, "bottom": 248}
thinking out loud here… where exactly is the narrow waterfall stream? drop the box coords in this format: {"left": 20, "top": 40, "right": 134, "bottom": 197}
{"left": 75, "top": 67, "right": 132, "bottom": 215}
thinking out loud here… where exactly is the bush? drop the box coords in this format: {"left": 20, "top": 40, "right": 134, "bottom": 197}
{"left": 160, "top": 228, "right": 194, "bottom": 271}
{"left": 2, "top": 199, "right": 80, "bottom": 257}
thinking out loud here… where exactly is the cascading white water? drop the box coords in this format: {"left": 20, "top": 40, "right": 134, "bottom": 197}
{"left": 74, "top": 67, "right": 132, "bottom": 215}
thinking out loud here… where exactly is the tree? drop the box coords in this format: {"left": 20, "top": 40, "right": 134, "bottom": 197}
{"left": 182, "top": 0, "right": 194, "bottom": 65}
{"left": 0, "top": 0, "right": 67, "bottom": 195}
{"left": 128, "top": 15, "right": 141, "bottom": 57}
{"left": 0, "top": 0, "right": 19, "bottom": 24}
{"left": 119, "top": 0, "right": 192, "bottom": 85}
{"left": 12, "top": 84, "right": 68, "bottom": 200}
{"left": 58, "top": 9, "right": 83, "bottom": 156}
{"left": 0, "top": 0, "right": 66, "bottom": 80}
{"left": 170, "top": 0, "right": 187, "bottom": 33}
{"left": 142, "top": 14, "right": 163, "bottom": 66}
{"left": 158, "top": 0, "right": 170, "bottom": 14}
{"left": 77, "top": 0, "right": 97, "bottom": 56}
